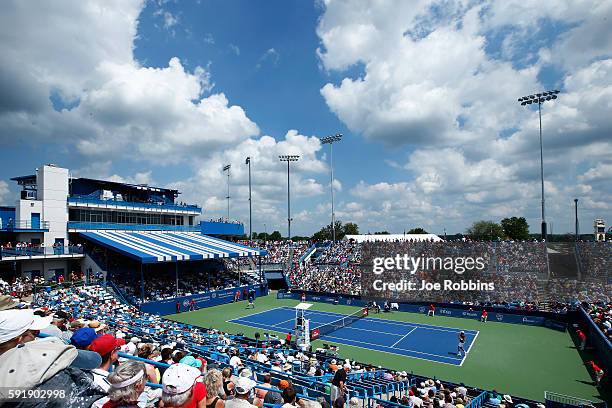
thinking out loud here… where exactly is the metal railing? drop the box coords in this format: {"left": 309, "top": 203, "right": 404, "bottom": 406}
{"left": 1, "top": 245, "right": 84, "bottom": 259}
{"left": 68, "top": 196, "right": 201, "bottom": 213}
{"left": 464, "top": 391, "right": 488, "bottom": 408}
{"left": 544, "top": 391, "right": 594, "bottom": 407}
{"left": 68, "top": 221, "right": 200, "bottom": 232}
{"left": 0, "top": 220, "right": 50, "bottom": 230}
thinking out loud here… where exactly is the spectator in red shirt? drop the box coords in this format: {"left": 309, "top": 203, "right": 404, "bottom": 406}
{"left": 576, "top": 329, "right": 587, "bottom": 351}
{"left": 587, "top": 361, "right": 604, "bottom": 386}
{"left": 285, "top": 332, "right": 292, "bottom": 347}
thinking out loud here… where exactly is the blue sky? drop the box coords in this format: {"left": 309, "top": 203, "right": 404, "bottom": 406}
{"left": 0, "top": 0, "right": 610, "bottom": 236}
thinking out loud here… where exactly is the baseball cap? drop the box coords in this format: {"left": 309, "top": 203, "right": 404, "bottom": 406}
{"left": 0, "top": 295, "right": 19, "bottom": 311}
{"left": 88, "top": 320, "right": 107, "bottom": 332}
{"left": 89, "top": 334, "right": 121, "bottom": 356}
{"left": 0, "top": 337, "right": 78, "bottom": 389}
{"left": 162, "top": 363, "right": 201, "bottom": 395}
{"left": 179, "top": 355, "right": 203, "bottom": 368}
{"left": 0, "top": 309, "right": 53, "bottom": 343}
{"left": 70, "top": 327, "right": 98, "bottom": 348}
{"left": 235, "top": 377, "right": 256, "bottom": 394}
{"left": 71, "top": 349, "right": 103, "bottom": 370}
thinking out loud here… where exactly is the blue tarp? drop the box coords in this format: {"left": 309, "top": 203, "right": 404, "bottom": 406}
{"left": 80, "top": 231, "right": 265, "bottom": 263}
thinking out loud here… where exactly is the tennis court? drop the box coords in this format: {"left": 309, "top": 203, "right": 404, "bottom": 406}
{"left": 228, "top": 307, "right": 479, "bottom": 366}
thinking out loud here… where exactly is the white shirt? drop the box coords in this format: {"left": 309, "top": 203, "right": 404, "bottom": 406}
{"left": 126, "top": 342, "right": 137, "bottom": 355}
{"left": 92, "top": 368, "right": 111, "bottom": 392}
{"left": 225, "top": 398, "right": 257, "bottom": 408}
{"left": 230, "top": 355, "right": 242, "bottom": 369}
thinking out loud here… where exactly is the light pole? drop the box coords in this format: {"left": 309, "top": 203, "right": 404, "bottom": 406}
{"left": 279, "top": 155, "right": 300, "bottom": 240}
{"left": 320, "top": 133, "right": 343, "bottom": 243}
{"left": 574, "top": 198, "right": 579, "bottom": 241}
{"left": 518, "top": 89, "right": 559, "bottom": 240}
{"left": 223, "top": 164, "right": 231, "bottom": 220}
{"left": 246, "top": 157, "right": 252, "bottom": 241}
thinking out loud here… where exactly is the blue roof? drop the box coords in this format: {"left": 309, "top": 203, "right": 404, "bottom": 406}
{"left": 80, "top": 231, "right": 265, "bottom": 263}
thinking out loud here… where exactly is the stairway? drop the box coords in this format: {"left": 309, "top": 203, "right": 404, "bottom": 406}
{"left": 546, "top": 243, "right": 579, "bottom": 279}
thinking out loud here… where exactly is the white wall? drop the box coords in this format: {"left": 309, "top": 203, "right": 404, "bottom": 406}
{"left": 15, "top": 198, "right": 42, "bottom": 225}
{"left": 15, "top": 232, "right": 45, "bottom": 244}
{"left": 19, "top": 259, "right": 71, "bottom": 280}
{"left": 38, "top": 165, "right": 69, "bottom": 245}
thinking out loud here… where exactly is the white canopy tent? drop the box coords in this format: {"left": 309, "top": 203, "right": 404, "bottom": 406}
{"left": 343, "top": 233, "right": 442, "bottom": 243}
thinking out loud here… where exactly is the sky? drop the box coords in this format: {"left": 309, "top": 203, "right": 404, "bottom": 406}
{"left": 0, "top": 0, "right": 610, "bottom": 237}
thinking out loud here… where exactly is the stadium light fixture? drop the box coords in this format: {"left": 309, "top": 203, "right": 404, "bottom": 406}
{"left": 279, "top": 155, "right": 300, "bottom": 241}
{"left": 245, "top": 157, "right": 252, "bottom": 241}
{"left": 574, "top": 198, "right": 579, "bottom": 242}
{"left": 320, "top": 133, "right": 343, "bottom": 243}
{"left": 518, "top": 89, "right": 560, "bottom": 240}
{"left": 223, "top": 164, "right": 231, "bottom": 220}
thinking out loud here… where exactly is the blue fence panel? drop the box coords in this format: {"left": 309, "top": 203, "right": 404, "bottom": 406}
{"left": 277, "top": 292, "right": 567, "bottom": 330}
{"left": 140, "top": 284, "right": 268, "bottom": 315}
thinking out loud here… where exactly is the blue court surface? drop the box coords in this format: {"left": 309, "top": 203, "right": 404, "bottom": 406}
{"left": 228, "top": 307, "right": 479, "bottom": 366}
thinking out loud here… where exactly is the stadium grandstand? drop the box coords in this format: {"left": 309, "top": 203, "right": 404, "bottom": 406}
{"left": 0, "top": 165, "right": 610, "bottom": 408}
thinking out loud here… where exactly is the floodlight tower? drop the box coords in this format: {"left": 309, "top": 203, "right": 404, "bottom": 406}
{"left": 223, "top": 164, "right": 231, "bottom": 220}
{"left": 517, "top": 90, "right": 560, "bottom": 240}
{"left": 320, "top": 134, "right": 343, "bottom": 243}
{"left": 245, "top": 157, "right": 252, "bottom": 241}
{"left": 279, "top": 155, "right": 300, "bottom": 240}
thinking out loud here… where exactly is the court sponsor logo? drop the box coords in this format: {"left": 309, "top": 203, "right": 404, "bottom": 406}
{"left": 496, "top": 314, "right": 504, "bottom": 321}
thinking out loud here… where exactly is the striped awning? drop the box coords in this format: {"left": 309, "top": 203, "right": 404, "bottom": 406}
{"left": 80, "top": 231, "right": 265, "bottom": 263}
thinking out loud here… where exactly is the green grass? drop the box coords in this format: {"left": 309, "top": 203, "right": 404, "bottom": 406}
{"left": 166, "top": 293, "right": 604, "bottom": 403}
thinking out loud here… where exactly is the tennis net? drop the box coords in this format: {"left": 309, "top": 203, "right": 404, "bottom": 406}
{"left": 309, "top": 307, "right": 369, "bottom": 340}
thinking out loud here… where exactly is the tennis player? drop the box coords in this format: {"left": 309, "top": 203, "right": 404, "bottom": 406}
{"left": 457, "top": 331, "right": 466, "bottom": 357}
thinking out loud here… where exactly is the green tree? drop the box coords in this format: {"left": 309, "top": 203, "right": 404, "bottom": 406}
{"left": 407, "top": 227, "right": 428, "bottom": 234}
{"left": 269, "top": 230, "right": 282, "bottom": 240}
{"left": 312, "top": 220, "right": 359, "bottom": 241}
{"left": 500, "top": 217, "right": 530, "bottom": 240}
{"left": 342, "top": 222, "right": 359, "bottom": 236}
{"left": 373, "top": 231, "right": 390, "bottom": 235}
{"left": 466, "top": 220, "right": 504, "bottom": 241}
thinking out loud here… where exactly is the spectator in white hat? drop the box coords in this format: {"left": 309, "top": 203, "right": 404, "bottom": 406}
{"left": 126, "top": 337, "right": 140, "bottom": 356}
{"left": 0, "top": 309, "right": 52, "bottom": 355}
{"left": 161, "top": 363, "right": 206, "bottom": 408}
{"left": 225, "top": 377, "right": 257, "bottom": 408}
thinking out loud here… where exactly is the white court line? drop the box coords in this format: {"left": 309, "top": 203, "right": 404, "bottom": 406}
{"left": 272, "top": 317, "right": 297, "bottom": 327}
{"left": 460, "top": 331, "right": 480, "bottom": 367}
{"left": 322, "top": 333, "right": 462, "bottom": 361}
{"left": 391, "top": 327, "right": 417, "bottom": 348}
{"left": 230, "top": 317, "right": 463, "bottom": 366}
{"left": 225, "top": 306, "right": 286, "bottom": 324}
{"left": 285, "top": 307, "right": 479, "bottom": 335}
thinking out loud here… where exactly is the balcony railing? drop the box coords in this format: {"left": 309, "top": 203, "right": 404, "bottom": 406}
{"left": 0, "top": 220, "right": 50, "bottom": 231}
{"left": 0, "top": 245, "right": 84, "bottom": 259}
{"left": 68, "top": 196, "right": 202, "bottom": 213}
{"left": 68, "top": 221, "right": 200, "bottom": 232}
